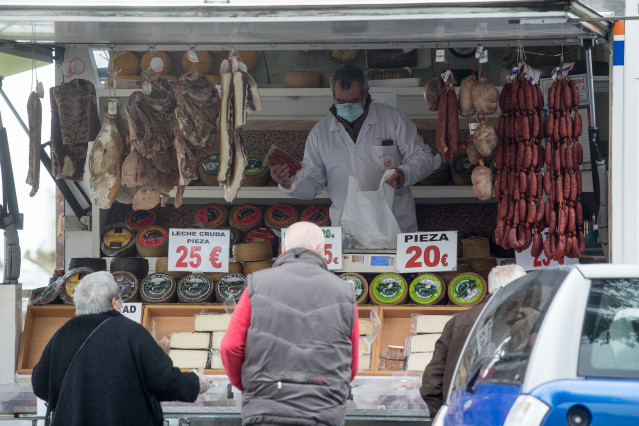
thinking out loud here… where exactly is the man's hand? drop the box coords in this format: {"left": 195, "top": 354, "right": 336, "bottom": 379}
{"left": 385, "top": 168, "right": 405, "bottom": 189}
{"left": 198, "top": 375, "right": 214, "bottom": 394}
{"left": 270, "top": 164, "right": 292, "bottom": 189}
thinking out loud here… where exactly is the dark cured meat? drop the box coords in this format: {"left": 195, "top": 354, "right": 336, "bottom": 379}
{"left": 27, "top": 91, "right": 41, "bottom": 197}
{"left": 49, "top": 87, "right": 87, "bottom": 182}
{"left": 52, "top": 78, "right": 100, "bottom": 145}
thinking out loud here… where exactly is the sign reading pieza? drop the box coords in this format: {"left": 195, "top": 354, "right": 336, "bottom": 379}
{"left": 168, "top": 228, "right": 230, "bottom": 272}
{"left": 396, "top": 231, "right": 458, "bottom": 273}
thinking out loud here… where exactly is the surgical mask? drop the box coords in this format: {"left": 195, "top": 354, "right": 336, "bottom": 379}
{"left": 335, "top": 102, "right": 364, "bottom": 122}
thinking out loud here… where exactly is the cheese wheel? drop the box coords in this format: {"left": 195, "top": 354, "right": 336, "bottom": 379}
{"left": 101, "top": 223, "right": 136, "bottom": 257}
{"left": 112, "top": 271, "right": 140, "bottom": 303}
{"left": 136, "top": 226, "right": 169, "bottom": 257}
{"left": 369, "top": 273, "right": 408, "bottom": 305}
{"left": 125, "top": 209, "right": 157, "bottom": 231}
{"left": 177, "top": 274, "right": 214, "bottom": 303}
{"left": 59, "top": 267, "right": 94, "bottom": 304}
{"left": 215, "top": 273, "right": 246, "bottom": 302}
{"left": 339, "top": 272, "right": 369, "bottom": 305}
{"left": 448, "top": 273, "right": 487, "bottom": 306}
{"left": 229, "top": 204, "right": 263, "bottom": 233}
{"left": 195, "top": 204, "right": 228, "bottom": 229}
{"left": 242, "top": 260, "right": 275, "bottom": 275}
{"left": 242, "top": 154, "right": 269, "bottom": 186}
{"left": 233, "top": 242, "right": 272, "bottom": 262}
{"left": 68, "top": 258, "right": 107, "bottom": 271}
{"left": 109, "top": 257, "right": 149, "bottom": 284}
{"left": 409, "top": 274, "right": 446, "bottom": 305}
{"left": 112, "top": 51, "right": 140, "bottom": 75}
{"left": 181, "top": 50, "right": 213, "bottom": 74}
{"left": 198, "top": 154, "right": 220, "bottom": 186}
{"left": 140, "top": 51, "right": 172, "bottom": 75}
{"left": 206, "top": 74, "right": 221, "bottom": 84}
{"left": 245, "top": 227, "right": 278, "bottom": 253}
{"left": 140, "top": 273, "right": 177, "bottom": 303}
{"left": 284, "top": 71, "right": 321, "bottom": 88}
{"left": 265, "top": 204, "right": 298, "bottom": 231}
{"left": 300, "top": 205, "right": 330, "bottom": 226}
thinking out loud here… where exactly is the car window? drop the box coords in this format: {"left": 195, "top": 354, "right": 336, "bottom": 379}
{"left": 578, "top": 278, "right": 639, "bottom": 379}
{"left": 452, "top": 270, "right": 567, "bottom": 392}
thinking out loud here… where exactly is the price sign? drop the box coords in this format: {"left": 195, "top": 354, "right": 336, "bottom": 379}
{"left": 515, "top": 229, "right": 579, "bottom": 270}
{"left": 168, "top": 228, "right": 229, "bottom": 273}
{"left": 121, "top": 303, "right": 142, "bottom": 323}
{"left": 396, "top": 231, "right": 458, "bottom": 273}
{"left": 281, "top": 226, "right": 342, "bottom": 270}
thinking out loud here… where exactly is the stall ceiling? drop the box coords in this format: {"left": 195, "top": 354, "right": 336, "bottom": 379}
{"left": 0, "top": 1, "right": 609, "bottom": 48}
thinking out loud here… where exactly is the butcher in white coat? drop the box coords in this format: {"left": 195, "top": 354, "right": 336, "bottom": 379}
{"left": 271, "top": 64, "right": 434, "bottom": 245}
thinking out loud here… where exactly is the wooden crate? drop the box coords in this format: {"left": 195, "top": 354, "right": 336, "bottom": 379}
{"left": 18, "top": 305, "right": 76, "bottom": 374}
{"left": 372, "top": 305, "right": 468, "bottom": 375}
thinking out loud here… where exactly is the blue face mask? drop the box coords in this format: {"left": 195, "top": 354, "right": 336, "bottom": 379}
{"left": 335, "top": 102, "right": 365, "bottom": 123}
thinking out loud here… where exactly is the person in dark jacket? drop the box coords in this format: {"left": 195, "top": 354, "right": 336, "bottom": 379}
{"left": 221, "top": 221, "right": 359, "bottom": 426}
{"left": 420, "top": 264, "right": 526, "bottom": 418}
{"left": 32, "top": 271, "right": 213, "bottom": 426}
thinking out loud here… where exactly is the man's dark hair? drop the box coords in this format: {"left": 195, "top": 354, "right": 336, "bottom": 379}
{"left": 330, "top": 63, "right": 368, "bottom": 97}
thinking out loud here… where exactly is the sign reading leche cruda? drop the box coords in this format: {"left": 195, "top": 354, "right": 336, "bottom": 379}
{"left": 168, "top": 228, "right": 230, "bottom": 273}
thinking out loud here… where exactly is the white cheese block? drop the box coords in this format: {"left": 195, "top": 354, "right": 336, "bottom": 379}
{"left": 210, "top": 350, "right": 224, "bottom": 369}
{"left": 415, "top": 315, "right": 453, "bottom": 334}
{"left": 194, "top": 313, "right": 232, "bottom": 332}
{"left": 169, "top": 349, "right": 209, "bottom": 369}
{"left": 359, "top": 336, "right": 373, "bottom": 354}
{"left": 409, "top": 333, "right": 441, "bottom": 353}
{"left": 169, "top": 332, "right": 211, "bottom": 349}
{"left": 406, "top": 352, "right": 433, "bottom": 371}
{"left": 359, "top": 319, "right": 374, "bottom": 335}
{"left": 359, "top": 354, "right": 371, "bottom": 371}
{"left": 212, "top": 331, "right": 225, "bottom": 350}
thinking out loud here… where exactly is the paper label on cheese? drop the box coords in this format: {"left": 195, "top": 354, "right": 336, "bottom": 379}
{"left": 266, "top": 204, "right": 296, "bottom": 227}
{"left": 63, "top": 271, "right": 90, "bottom": 298}
{"left": 301, "top": 205, "right": 329, "bottom": 225}
{"left": 217, "top": 273, "right": 246, "bottom": 301}
{"left": 195, "top": 205, "right": 225, "bottom": 227}
{"left": 372, "top": 274, "right": 406, "bottom": 304}
{"left": 103, "top": 227, "right": 133, "bottom": 249}
{"left": 244, "top": 155, "right": 266, "bottom": 176}
{"left": 449, "top": 274, "right": 484, "bottom": 304}
{"left": 113, "top": 271, "right": 137, "bottom": 300}
{"left": 229, "top": 228, "right": 242, "bottom": 246}
{"left": 341, "top": 274, "right": 364, "bottom": 298}
{"left": 138, "top": 226, "right": 168, "bottom": 248}
{"left": 410, "top": 274, "right": 443, "bottom": 305}
{"left": 201, "top": 154, "right": 221, "bottom": 175}
{"left": 126, "top": 210, "right": 156, "bottom": 230}
{"left": 141, "top": 273, "right": 173, "bottom": 300}
{"left": 179, "top": 274, "right": 212, "bottom": 301}
{"left": 231, "top": 205, "right": 261, "bottom": 227}
{"left": 245, "top": 228, "right": 274, "bottom": 243}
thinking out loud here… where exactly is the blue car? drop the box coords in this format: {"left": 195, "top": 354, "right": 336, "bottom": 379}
{"left": 433, "top": 264, "right": 639, "bottom": 426}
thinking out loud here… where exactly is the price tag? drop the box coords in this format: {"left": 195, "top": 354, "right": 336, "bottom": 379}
{"left": 187, "top": 47, "right": 200, "bottom": 63}
{"left": 475, "top": 45, "right": 484, "bottom": 59}
{"left": 514, "top": 229, "right": 579, "bottom": 270}
{"left": 441, "top": 69, "right": 452, "bottom": 84}
{"left": 107, "top": 101, "right": 118, "bottom": 115}
{"left": 150, "top": 56, "right": 165, "bottom": 73}
{"left": 479, "top": 49, "right": 488, "bottom": 64}
{"left": 168, "top": 228, "right": 229, "bottom": 273}
{"left": 435, "top": 49, "right": 445, "bottom": 63}
{"left": 469, "top": 122, "right": 479, "bottom": 135}
{"left": 396, "top": 231, "right": 458, "bottom": 273}
{"left": 121, "top": 303, "right": 142, "bottom": 323}
{"left": 280, "top": 226, "right": 342, "bottom": 270}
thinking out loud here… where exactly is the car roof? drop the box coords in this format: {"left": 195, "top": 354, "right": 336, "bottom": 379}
{"left": 574, "top": 263, "right": 639, "bottom": 279}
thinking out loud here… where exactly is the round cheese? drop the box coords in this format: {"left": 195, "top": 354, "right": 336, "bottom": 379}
{"left": 245, "top": 227, "right": 277, "bottom": 253}
{"left": 109, "top": 257, "right": 149, "bottom": 283}
{"left": 300, "top": 205, "right": 330, "bottom": 226}
{"left": 101, "top": 223, "right": 136, "bottom": 257}
{"left": 448, "top": 273, "right": 487, "bottom": 306}
{"left": 370, "top": 273, "right": 408, "bottom": 305}
{"left": 242, "top": 260, "right": 275, "bottom": 275}
{"left": 195, "top": 204, "right": 228, "bottom": 229}
{"left": 140, "top": 51, "right": 172, "bottom": 75}
{"left": 125, "top": 209, "right": 157, "bottom": 231}
{"left": 198, "top": 154, "right": 220, "bottom": 186}
{"left": 140, "top": 273, "right": 177, "bottom": 303}
{"left": 409, "top": 274, "right": 445, "bottom": 305}
{"left": 112, "top": 51, "right": 140, "bottom": 75}
{"left": 242, "top": 154, "right": 269, "bottom": 186}
{"left": 229, "top": 204, "right": 263, "bottom": 233}
{"left": 177, "top": 274, "right": 214, "bottom": 303}
{"left": 265, "top": 204, "right": 298, "bottom": 231}
{"left": 216, "top": 273, "right": 247, "bottom": 302}
{"left": 339, "top": 272, "right": 369, "bottom": 304}
{"left": 59, "top": 267, "right": 94, "bottom": 304}
{"left": 68, "top": 257, "right": 107, "bottom": 272}
{"left": 230, "top": 228, "right": 242, "bottom": 251}
{"left": 181, "top": 50, "right": 213, "bottom": 74}
{"left": 112, "top": 271, "right": 140, "bottom": 303}
{"left": 233, "top": 241, "right": 272, "bottom": 262}
{"left": 136, "top": 225, "right": 169, "bottom": 257}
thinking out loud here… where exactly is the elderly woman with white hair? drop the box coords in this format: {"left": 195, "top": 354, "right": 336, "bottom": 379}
{"left": 32, "top": 271, "right": 211, "bottom": 426}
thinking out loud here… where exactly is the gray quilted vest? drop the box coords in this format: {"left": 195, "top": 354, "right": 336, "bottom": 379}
{"left": 240, "top": 248, "right": 355, "bottom": 426}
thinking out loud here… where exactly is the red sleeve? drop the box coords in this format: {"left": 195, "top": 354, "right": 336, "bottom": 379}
{"left": 350, "top": 303, "right": 359, "bottom": 381}
{"left": 220, "top": 291, "right": 251, "bottom": 391}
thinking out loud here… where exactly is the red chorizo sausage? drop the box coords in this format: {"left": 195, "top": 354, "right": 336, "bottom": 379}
{"left": 548, "top": 83, "right": 556, "bottom": 111}
{"left": 537, "top": 172, "right": 543, "bottom": 198}
{"left": 554, "top": 146, "right": 561, "bottom": 173}
{"left": 563, "top": 81, "right": 573, "bottom": 111}
{"left": 447, "top": 87, "right": 460, "bottom": 155}
{"left": 531, "top": 232, "right": 543, "bottom": 257}
{"left": 576, "top": 201, "right": 583, "bottom": 226}
{"left": 578, "top": 230, "right": 586, "bottom": 254}
{"left": 543, "top": 171, "right": 551, "bottom": 196}
{"left": 539, "top": 112, "right": 546, "bottom": 139}
{"left": 554, "top": 81, "right": 562, "bottom": 112}
{"left": 544, "top": 140, "right": 552, "bottom": 167}
{"left": 519, "top": 198, "right": 527, "bottom": 221}
{"left": 556, "top": 176, "right": 564, "bottom": 204}
{"left": 558, "top": 205, "right": 567, "bottom": 235}
{"left": 560, "top": 144, "right": 567, "bottom": 170}
{"left": 527, "top": 199, "right": 536, "bottom": 225}
{"left": 523, "top": 144, "right": 532, "bottom": 170}
{"left": 555, "top": 234, "right": 566, "bottom": 260}
{"left": 564, "top": 171, "right": 571, "bottom": 200}
{"left": 518, "top": 82, "right": 526, "bottom": 114}
{"left": 566, "top": 144, "right": 574, "bottom": 171}
{"left": 573, "top": 111, "right": 582, "bottom": 138}
{"left": 519, "top": 171, "right": 528, "bottom": 194}
{"left": 543, "top": 233, "right": 552, "bottom": 259}
{"left": 553, "top": 112, "right": 560, "bottom": 142}
{"left": 576, "top": 170, "right": 582, "bottom": 195}
{"left": 566, "top": 113, "right": 573, "bottom": 139}
{"left": 576, "top": 142, "right": 584, "bottom": 165}
{"left": 521, "top": 115, "right": 530, "bottom": 141}
{"left": 544, "top": 198, "right": 551, "bottom": 225}
{"left": 568, "top": 206, "right": 576, "bottom": 233}
{"left": 523, "top": 226, "right": 532, "bottom": 250}
{"left": 536, "top": 200, "right": 545, "bottom": 223}
{"left": 569, "top": 79, "right": 580, "bottom": 108}
{"left": 528, "top": 171, "right": 537, "bottom": 198}
{"left": 547, "top": 113, "right": 555, "bottom": 143}
{"left": 570, "top": 173, "right": 578, "bottom": 201}
{"left": 559, "top": 114, "right": 567, "bottom": 139}
{"left": 495, "top": 218, "right": 505, "bottom": 245}
{"left": 512, "top": 79, "right": 521, "bottom": 112}
{"left": 436, "top": 88, "right": 448, "bottom": 154}
{"left": 525, "top": 83, "right": 534, "bottom": 113}
{"left": 549, "top": 208, "right": 557, "bottom": 232}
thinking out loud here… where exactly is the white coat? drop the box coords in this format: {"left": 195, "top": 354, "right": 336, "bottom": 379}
{"left": 280, "top": 102, "right": 434, "bottom": 236}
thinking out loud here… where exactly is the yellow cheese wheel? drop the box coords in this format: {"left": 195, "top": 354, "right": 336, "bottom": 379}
{"left": 181, "top": 50, "right": 214, "bottom": 74}
{"left": 140, "top": 51, "right": 172, "bottom": 75}
{"left": 284, "top": 72, "right": 321, "bottom": 88}
{"left": 237, "top": 50, "right": 259, "bottom": 70}
{"left": 112, "top": 51, "right": 140, "bottom": 76}
{"left": 233, "top": 242, "right": 272, "bottom": 262}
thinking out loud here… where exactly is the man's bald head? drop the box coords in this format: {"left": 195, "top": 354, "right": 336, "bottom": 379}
{"left": 283, "top": 221, "right": 325, "bottom": 256}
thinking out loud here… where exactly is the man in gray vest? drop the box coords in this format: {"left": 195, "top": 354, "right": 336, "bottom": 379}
{"left": 221, "top": 221, "right": 359, "bottom": 426}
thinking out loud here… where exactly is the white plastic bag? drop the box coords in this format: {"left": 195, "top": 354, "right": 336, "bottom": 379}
{"left": 340, "top": 169, "right": 400, "bottom": 249}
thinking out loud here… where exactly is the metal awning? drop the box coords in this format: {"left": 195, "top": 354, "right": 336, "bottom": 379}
{"left": 0, "top": 42, "right": 52, "bottom": 77}
{"left": 0, "top": 1, "right": 610, "bottom": 49}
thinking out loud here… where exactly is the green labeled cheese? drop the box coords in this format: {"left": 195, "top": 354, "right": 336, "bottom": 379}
{"left": 447, "top": 272, "right": 487, "bottom": 306}
{"left": 370, "top": 273, "right": 408, "bottom": 305}
{"left": 178, "top": 274, "right": 214, "bottom": 303}
{"left": 339, "top": 272, "right": 369, "bottom": 305}
{"left": 409, "top": 274, "right": 445, "bottom": 305}
{"left": 141, "top": 273, "right": 176, "bottom": 303}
